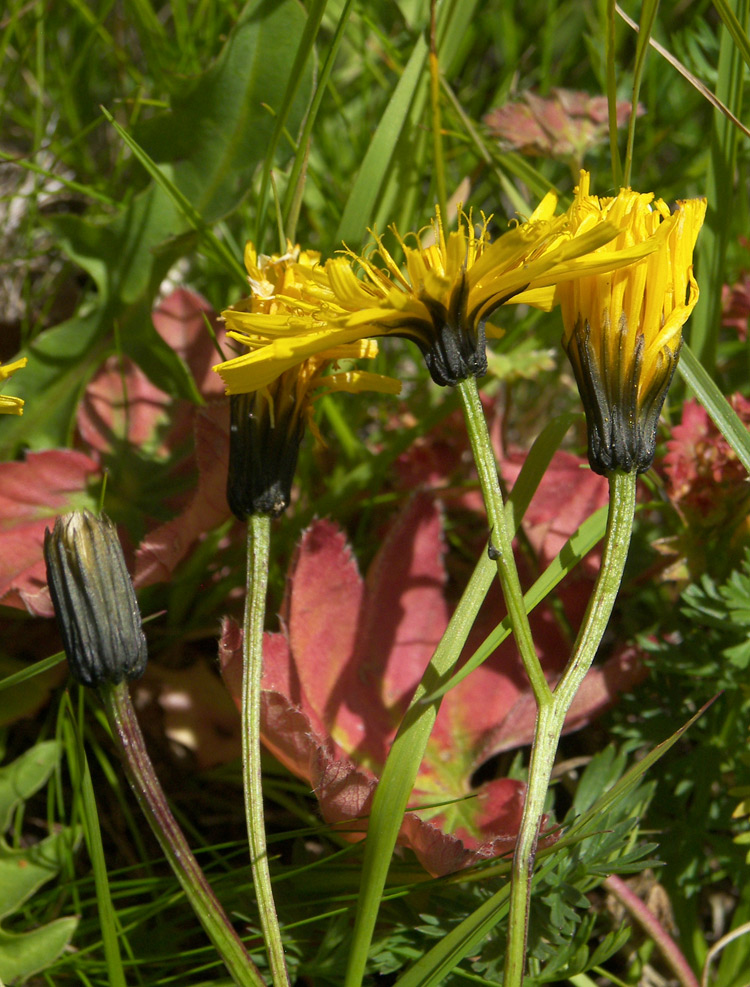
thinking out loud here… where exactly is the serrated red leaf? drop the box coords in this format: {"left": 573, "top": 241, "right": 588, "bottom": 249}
{"left": 220, "top": 484, "right": 642, "bottom": 875}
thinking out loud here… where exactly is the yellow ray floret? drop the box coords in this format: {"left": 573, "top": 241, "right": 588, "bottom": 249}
{"left": 0, "top": 358, "right": 27, "bottom": 415}
{"left": 556, "top": 171, "right": 707, "bottom": 475}
{"left": 216, "top": 185, "right": 662, "bottom": 392}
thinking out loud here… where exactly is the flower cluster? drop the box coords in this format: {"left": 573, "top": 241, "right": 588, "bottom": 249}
{"left": 217, "top": 243, "right": 399, "bottom": 518}
{"left": 660, "top": 395, "right": 750, "bottom": 577}
{"left": 214, "top": 172, "right": 705, "bottom": 503}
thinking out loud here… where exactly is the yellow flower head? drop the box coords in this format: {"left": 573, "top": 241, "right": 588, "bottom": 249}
{"left": 556, "top": 172, "right": 707, "bottom": 476}
{"left": 213, "top": 191, "right": 661, "bottom": 393}
{"left": 321, "top": 198, "right": 642, "bottom": 386}
{"left": 216, "top": 242, "right": 400, "bottom": 518}
{"left": 0, "top": 358, "right": 27, "bottom": 415}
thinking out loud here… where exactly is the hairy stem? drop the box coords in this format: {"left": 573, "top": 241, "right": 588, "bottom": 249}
{"left": 504, "top": 469, "right": 637, "bottom": 987}
{"left": 101, "top": 681, "right": 265, "bottom": 987}
{"left": 243, "top": 514, "right": 289, "bottom": 987}
{"left": 457, "top": 375, "right": 551, "bottom": 705}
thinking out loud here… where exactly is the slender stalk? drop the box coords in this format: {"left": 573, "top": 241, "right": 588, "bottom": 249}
{"left": 456, "top": 375, "right": 551, "bottom": 705}
{"left": 503, "top": 469, "right": 637, "bottom": 987}
{"left": 429, "top": 0, "right": 447, "bottom": 223}
{"left": 344, "top": 548, "right": 496, "bottom": 987}
{"left": 242, "top": 514, "right": 289, "bottom": 987}
{"left": 604, "top": 874, "right": 700, "bottom": 987}
{"left": 343, "top": 406, "right": 574, "bottom": 985}
{"left": 100, "top": 681, "right": 265, "bottom": 987}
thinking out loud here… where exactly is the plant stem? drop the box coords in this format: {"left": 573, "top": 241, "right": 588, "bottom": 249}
{"left": 344, "top": 547, "right": 496, "bottom": 987}
{"left": 503, "top": 468, "right": 637, "bottom": 987}
{"left": 456, "top": 375, "right": 551, "bottom": 705}
{"left": 100, "top": 680, "right": 265, "bottom": 987}
{"left": 243, "top": 514, "right": 289, "bottom": 987}
{"left": 604, "top": 874, "right": 700, "bottom": 987}
{"left": 429, "top": 0, "right": 447, "bottom": 223}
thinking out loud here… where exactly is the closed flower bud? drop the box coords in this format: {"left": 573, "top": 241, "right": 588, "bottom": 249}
{"left": 227, "top": 386, "right": 305, "bottom": 519}
{"left": 44, "top": 511, "right": 147, "bottom": 687}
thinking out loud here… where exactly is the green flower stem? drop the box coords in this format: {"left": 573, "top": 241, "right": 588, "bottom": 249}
{"left": 456, "top": 375, "right": 551, "bottom": 705}
{"left": 344, "top": 548, "right": 497, "bottom": 987}
{"left": 503, "top": 468, "right": 637, "bottom": 987}
{"left": 603, "top": 874, "right": 700, "bottom": 987}
{"left": 100, "top": 680, "right": 265, "bottom": 987}
{"left": 243, "top": 514, "right": 289, "bottom": 987}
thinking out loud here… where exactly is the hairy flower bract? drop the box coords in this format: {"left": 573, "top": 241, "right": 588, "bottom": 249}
{"left": 556, "top": 172, "right": 707, "bottom": 476}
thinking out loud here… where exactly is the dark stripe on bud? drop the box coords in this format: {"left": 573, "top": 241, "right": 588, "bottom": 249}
{"left": 565, "top": 318, "right": 679, "bottom": 476}
{"left": 227, "top": 390, "right": 304, "bottom": 520}
{"left": 44, "top": 511, "right": 147, "bottom": 687}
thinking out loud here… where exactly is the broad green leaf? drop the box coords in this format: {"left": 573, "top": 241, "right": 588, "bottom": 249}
{"left": 99, "top": 112, "right": 246, "bottom": 285}
{"left": 137, "top": 0, "right": 313, "bottom": 224}
{"left": 0, "top": 829, "right": 78, "bottom": 920}
{"left": 0, "top": 309, "right": 107, "bottom": 457}
{"left": 0, "top": 744, "right": 79, "bottom": 981}
{"left": 44, "top": 182, "right": 185, "bottom": 307}
{"left": 0, "top": 918, "right": 78, "bottom": 983}
{"left": 0, "top": 741, "right": 61, "bottom": 834}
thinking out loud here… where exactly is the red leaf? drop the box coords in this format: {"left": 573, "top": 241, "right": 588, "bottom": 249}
{"left": 151, "top": 289, "right": 227, "bottom": 398}
{"left": 0, "top": 449, "right": 100, "bottom": 615}
{"left": 220, "top": 488, "right": 640, "bottom": 875}
{"left": 134, "top": 404, "right": 232, "bottom": 586}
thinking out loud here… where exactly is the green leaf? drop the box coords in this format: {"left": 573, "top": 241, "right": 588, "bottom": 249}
{"left": 137, "top": 0, "right": 313, "bottom": 225}
{"left": 0, "top": 830, "right": 77, "bottom": 920}
{"left": 0, "top": 309, "right": 108, "bottom": 456}
{"left": 335, "top": 32, "right": 428, "bottom": 246}
{"left": 564, "top": 699, "right": 715, "bottom": 840}
{"left": 0, "top": 744, "right": 79, "bottom": 983}
{"left": 44, "top": 182, "right": 185, "bottom": 306}
{"left": 678, "top": 343, "right": 750, "bottom": 474}
{"left": 0, "top": 741, "right": 61, "bottom": 834}
{"left": 0, "top": 918, "right": 79, "bottom": 984}
{"left": 336, "top": 0, "right": 483, "bottom": 245}
{"left": 713, "top": 0, "right": 750, "bottom": 80}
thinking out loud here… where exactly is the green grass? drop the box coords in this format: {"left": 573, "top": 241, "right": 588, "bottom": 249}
{"left": 2, "top": 0, "right": 750, "bottom": 984}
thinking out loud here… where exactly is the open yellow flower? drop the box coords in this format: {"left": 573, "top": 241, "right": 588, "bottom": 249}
{"left": 0, "top": 358, "right": 27, "bottom": 415}
{"left": 216, "top": 243, "right": 400, "bottom": 518}
{"left": 556, "top": 172, "right": 707, "bottom": 476}
{"left": 215, "top": 188, "right": 660, "bottom": 391}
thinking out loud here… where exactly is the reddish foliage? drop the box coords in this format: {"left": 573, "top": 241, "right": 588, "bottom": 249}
{"left": 660, "top": 396, "right": 750, "bottom": 576}
{"left": 220, "top": 494, "right": 643, "bottom": 876}
{"left": 0, "top": 449, "right": 100, "bottom": 615}
{"left": 722, "top": 274, "right": 750, "bottom": 342}
{"left": 663, "top": 396, "right": 750, "bottom": 523}
{"left": 0, "top": 290, "right": 232, "bottom": 614}
{"left": 484, "top": 88, "right": 642, "bottom": 161}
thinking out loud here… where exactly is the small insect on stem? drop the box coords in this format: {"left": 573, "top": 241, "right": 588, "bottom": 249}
{"left": 487, "top": 535, "right": 501, "bottom": 561}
